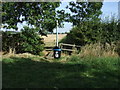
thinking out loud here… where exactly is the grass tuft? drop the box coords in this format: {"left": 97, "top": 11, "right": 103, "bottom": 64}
{"left": 79, "top": 42, "right": 119, "bottom": 58}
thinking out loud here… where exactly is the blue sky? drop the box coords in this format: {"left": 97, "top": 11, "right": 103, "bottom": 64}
{"left": 54, "top": 1, "right": 119, "bottom": 33}
{"left": 101, "top": 2, "right": 118, "bottom": 19}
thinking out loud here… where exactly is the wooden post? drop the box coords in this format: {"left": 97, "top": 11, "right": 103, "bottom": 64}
{"left": 9, "top": 46, "right": 12, "bottom": 54}
{"left": 72, "top": 44, "right": 77, "bottom": 55}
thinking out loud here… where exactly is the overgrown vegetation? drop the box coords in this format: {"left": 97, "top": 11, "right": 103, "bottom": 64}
{"left": 60, "top": 17, "right": 120, "bottom": 46}
{"left": 2, "top": 2, "right": 104, "bottom": 55}
{"left": 2, "top": 1, "right": 120, "bottom": 88}
{"left": 79, "top": 42, "right": 119, "bottom": 58}
{"left": 2, "top": 27, "right": 44, "bottom": 55}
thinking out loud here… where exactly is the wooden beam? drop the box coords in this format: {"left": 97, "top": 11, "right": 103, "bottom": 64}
{"left": 60, "top": 43, "right": 81, "bottom": 48}
{"left": 62, "top": 49, "right": 75, "bottom": 52}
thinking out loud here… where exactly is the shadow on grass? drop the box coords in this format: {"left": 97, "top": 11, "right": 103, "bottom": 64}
{"left": 2, "top": 57, "right": 119, "bottom": 88}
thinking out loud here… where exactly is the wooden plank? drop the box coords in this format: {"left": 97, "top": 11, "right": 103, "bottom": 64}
{"left": 45, "top": 49, "right": 74, "bottom": 52}
{"left": 44, "top": 43, "right": 81, "bottom": 52}
{"left": 60, "top": 43, "right": 81, "bottom": 47}
{"left": 60, "top": 43, "right": 75, "bottom": 47}
{"left": 62, "top": 49, "right": 75, "bottom": 52}
{"left": 44, "top": 46, "right": 53, "bottom": 48}
{"left": 45, "top": 49, "right": 53, "bottom": 51}
{"left": 75, "top": 45, "right": 81, "bottom": 48}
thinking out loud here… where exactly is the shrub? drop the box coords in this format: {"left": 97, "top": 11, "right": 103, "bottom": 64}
{"left": 60, "top": 17, "right": 120, "bottom": 46}
{"left": 2, "top": 27, "right": 44, "bottom": 55}
{"left": 60, "top": 20, "right": 102, "bottom": 45}
{"left": 2, "top": 31, "right": 20, "bottom": 53}
{"left": 17, "top": 27, "right": 44, "bottom": 55}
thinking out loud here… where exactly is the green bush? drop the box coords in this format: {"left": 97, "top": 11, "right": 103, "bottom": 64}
{"left": 60, "top": 20, "right": 102, "bottom": 45}
{"left": 60, "top": 17, "right": 120, "bottom": 46}
{"left": 17, "top": 27, "right": 44, "bottom": 55}
{"left": 2, "top": 27, "right": 44, "bottom": 55}
{"left": 100, "top": 17, "right": 120, "bottom": 44}
{"left": 2, "top": 31, "right": 20, "bottom": 53}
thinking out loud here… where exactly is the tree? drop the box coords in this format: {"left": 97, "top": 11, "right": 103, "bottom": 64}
{"left": 2, "top": 2, "right": 64, "bottom": 35}
{"left": 2, "top": 2, "right": 67, "bottom": 55}
{"left": 2, "top": 31, "right": 20, "bottom": 54}
{"left": 59, "top": 1, "right": 104, "bottom": 45}
{"left": 66, "top": 1, "right": 103, "bottom": 26}
{"left": 60, "top": 20, "right": 102, "bottom": 45}
{"left": 2, "top": 27, "right": 44, "bottom": 55}
{"left": 100, "top": 17, "right": 120, "bottom": 44}
{"left": 60, "top": 17, "right": 120, "bottom": 46}
{"left": 18, "top": 27, "right": 44, "bottom": 55}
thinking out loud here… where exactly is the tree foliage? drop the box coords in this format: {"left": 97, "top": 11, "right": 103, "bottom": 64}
{"left": 2, "top": 27, "right": 44, "bottom": 55}
{"left": 2, "top": 2, "right": 65, "bottom": 35}
{"left": 2, "top": 31, "right": 20, "bottom": 53}
{"left": 66, "top": 1, "right": 103, "bottom": 26}
{"left": 60, "top": 18, "right": 120, "bottom": 46}
{"left": 2, "top": 2, "right": 68, "bottom": 55}
{"left": 18, "top": 27, "right": 44, "bottom": 55}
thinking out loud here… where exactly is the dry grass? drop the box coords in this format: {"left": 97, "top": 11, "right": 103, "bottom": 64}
{"left": 42, "top": 34, "right": 67, "bottom": 46}
{"left": 79, "top": 42, "right": 119, "bottom": 58}
{"left": 2, "top": 53, "right": 40, "bottom": 59}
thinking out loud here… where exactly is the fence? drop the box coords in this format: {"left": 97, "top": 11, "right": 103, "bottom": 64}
{"left": 59, "top": 43, "right": 81, "bottom": 55}
{"left": 45, "top": 43, "right": 81, "bottom": 55}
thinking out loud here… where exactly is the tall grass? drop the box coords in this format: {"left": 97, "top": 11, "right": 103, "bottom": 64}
{"left": 69, "top": 55, "right": 119, "bottom": 70}
{"left": 68, "top": 42, "right": 120, "bottom": 74}
{"left": 79, "top": 42, "right": 119, "bottom": 58}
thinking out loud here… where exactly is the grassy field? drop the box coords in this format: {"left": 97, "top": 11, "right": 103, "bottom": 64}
{"left": 42, "top": 34, "right": 67, "bottom": 46}
{"left": 2, "top": 55, "right": 120, "bottom": 88}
